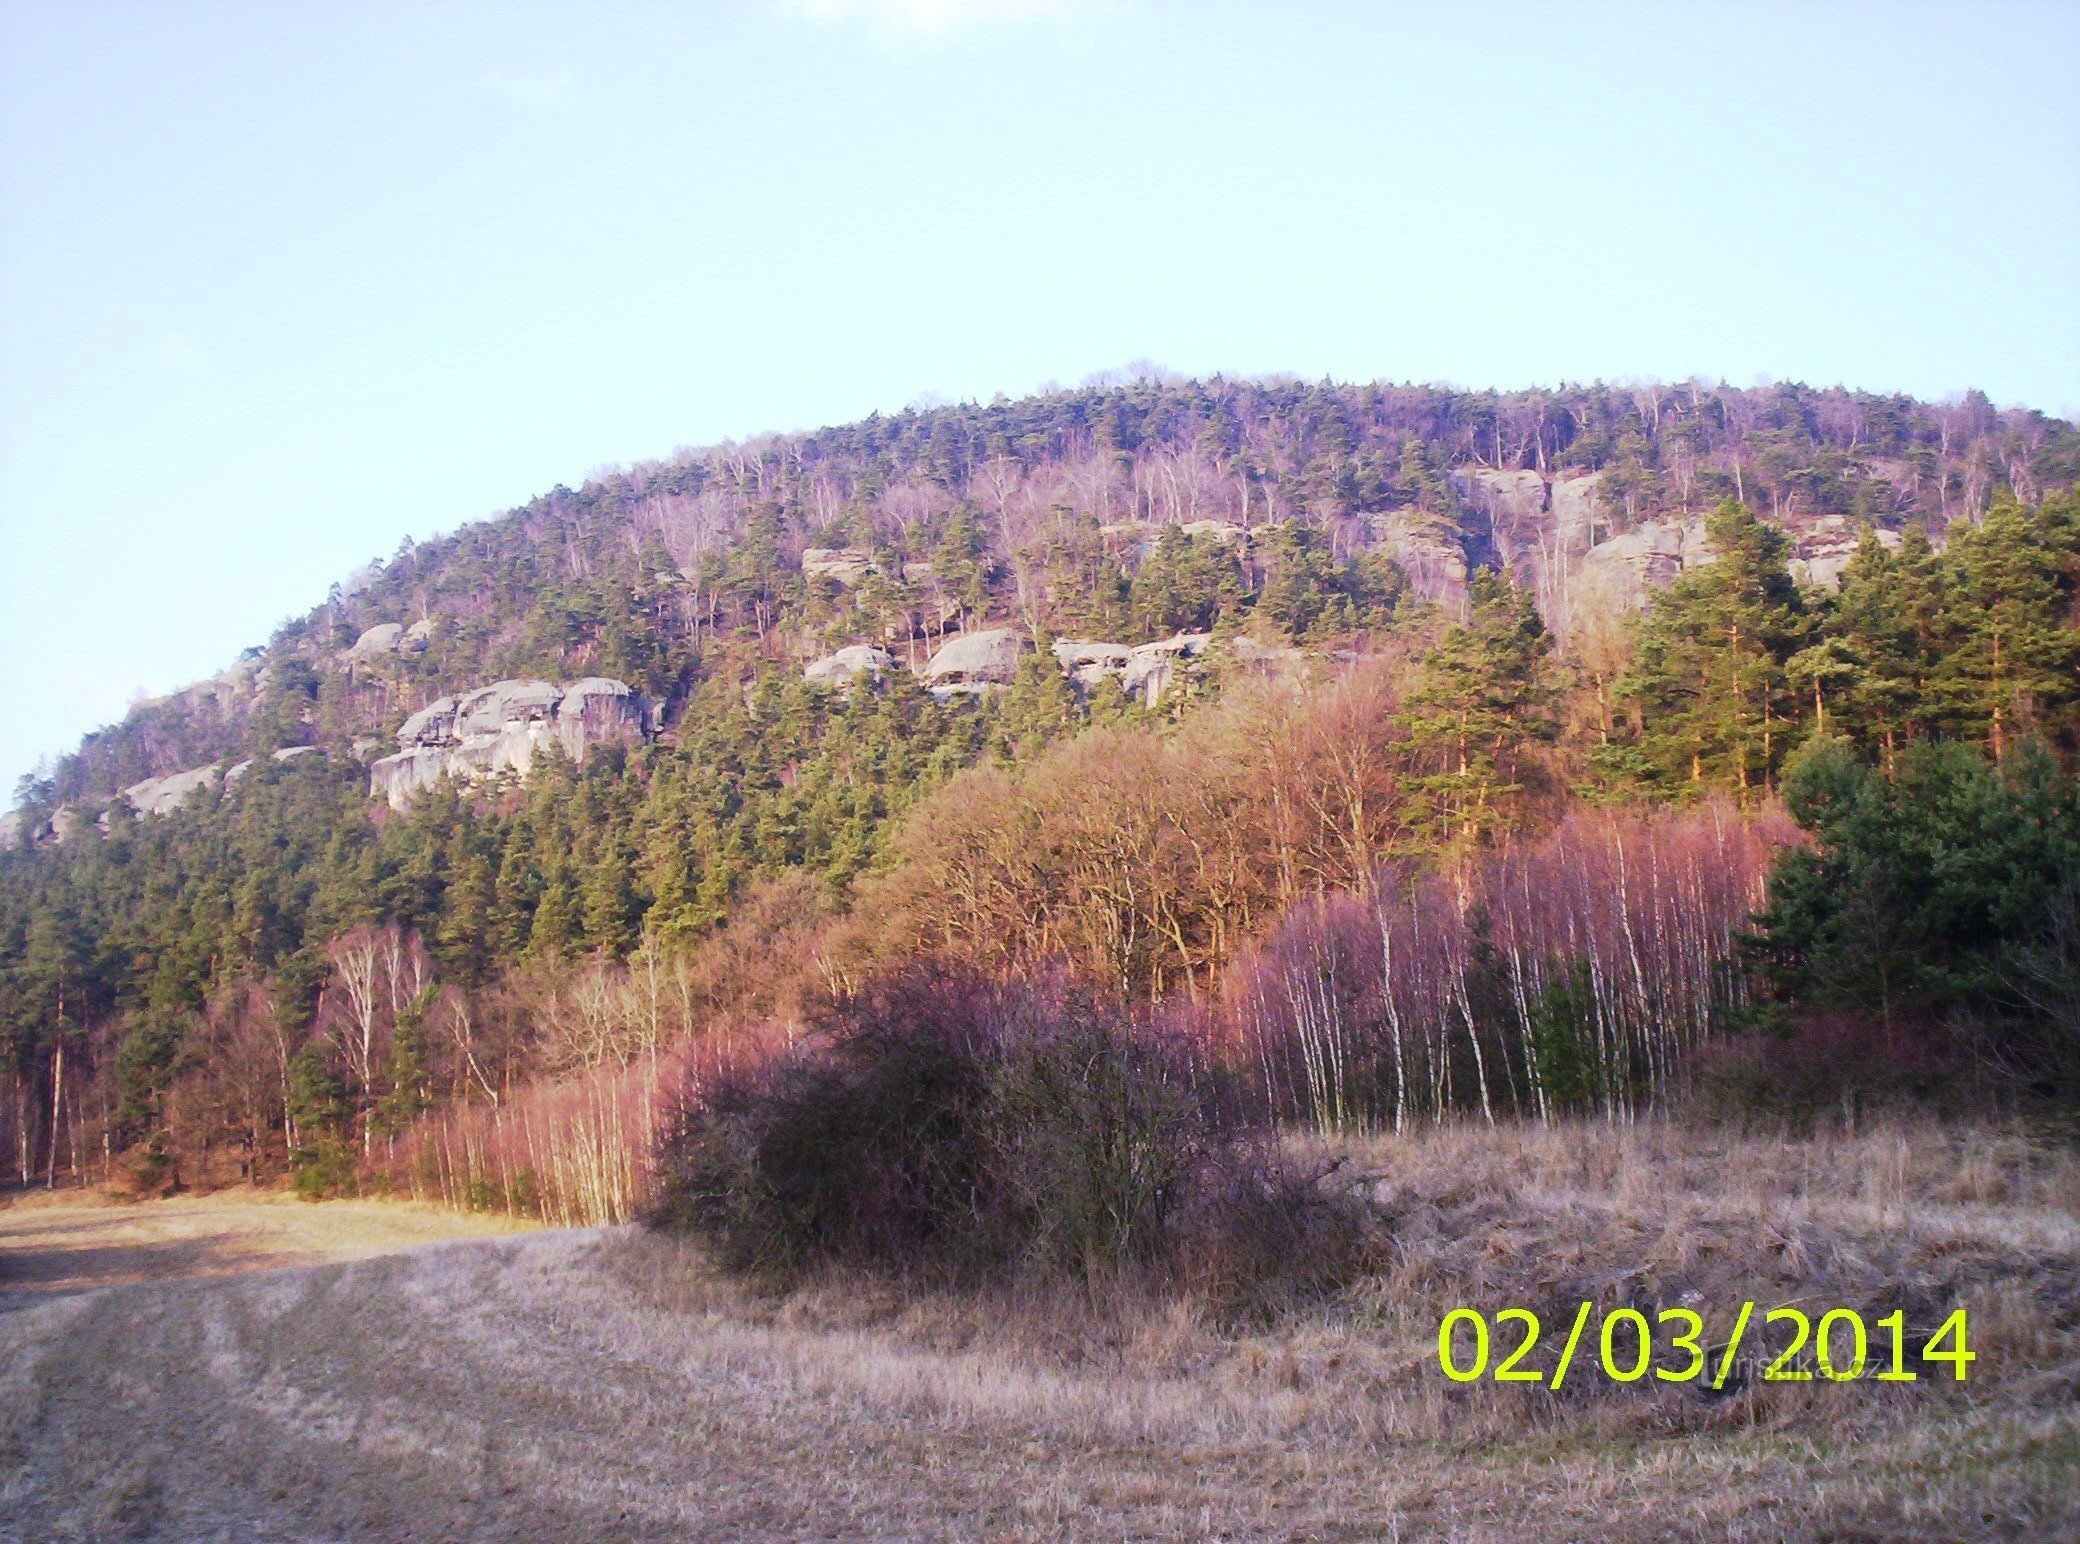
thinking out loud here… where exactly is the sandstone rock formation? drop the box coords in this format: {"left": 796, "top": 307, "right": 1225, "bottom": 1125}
{"left": 1369, "top": 511, "right": 1470, "bottom": 602}
{"left": 342, "top": 623, "right": 406, "bottom": 662}
{"left": 1051, "top": 640, "right": 1135, "bottom": 690}
{"left": 339, "top": 620, "right": 432, "bottom": 665}
{"left": 133, "top": 654, "right": 268, "bottom": 721}
{"left": 226, "top": 746, "right": 319, "bottom": 784}
{"left": 804, "top": 645, "right": 895, "bottom": 685}
{"left": 1789, "top": 518, "right": 1902, "bottom": 590}
{"left": 1575, "top": 519, "right": 1714, "bottom": 616}
{"left": 370, "top": 678, "right": 648, "bottom": 809}
{"left": 1122, "top": 632, "right": 1212, "bottom": 707}
{"left": 922, "top": 628, "right": 1027, "bottom": 699}
{"left": 121, "top": 764, "right": 227, "bottom": 817}
{"left": 1048, "top": 633, "right": 1235, "bottom": 706}
{"left": 103, "top": 747, "right": 322, "bottom": 825}
{"left": 801, "top": 548, "right": 879, "bottom": 587}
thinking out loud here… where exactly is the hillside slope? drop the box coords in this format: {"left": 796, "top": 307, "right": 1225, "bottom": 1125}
{"left": 2, "top": 374, "right": 2076, "bottom": 1195}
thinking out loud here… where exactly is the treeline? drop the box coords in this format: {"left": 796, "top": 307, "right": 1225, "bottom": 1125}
{"left": 38, "top": 377, "right": 2079, "bottom": 804}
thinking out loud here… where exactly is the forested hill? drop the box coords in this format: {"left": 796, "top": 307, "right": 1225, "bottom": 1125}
{"left": 18, "top": 376, "right": 2079, "bottom": 809}
{"left": 3, "top": 373, "right": 2078, "bottom": 1193}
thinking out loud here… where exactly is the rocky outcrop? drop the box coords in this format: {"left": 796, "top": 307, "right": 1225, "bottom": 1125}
{"left": 1122, "top": 632, "right": 1212, "bottom": 707}
{"left": 1369, "top": 511, "right": 1470, "bottom": 602}
{"left": 1052, "top": 640, "right": 1135, "bottom": 690}
{"left": 802, "top": 548, "right": 879, "bottom": 587}
{"left": 805, "top": 645, "right": 895, "bottom": 685}
{"left": 922, "top": 628, "right": 1027, "bottom": 698}
{"left": 338, "top": 620, "right": 432, "bottom": 665}
{"left": 226, "top": 746, "right": 318, "bottom": 784}
{"left": 1053, "top": 632, "right": 1282, "bottom": 706}
{"left": 133, "top": 654, "right": 267, "bottom": 721}
{"left": 1177, "top": 519, "right": 1249, "bottom": 546}
{"left": 1575, "top": 519, "right": 1713, "bottom": 616}
{"left": 1443, "top": 466, "right": 1903, "bottom": 628}
{"left": 370, "top": 678, "right": 649, "bottom": 809}
{"left": 108, "top": 747, "right": 321, "bottom": 822}
{"left": 1789, "top": 518, "right": 1902, "bottom": 590}
{"left": 345, "top": 622, "right": 405, "bottom": 660}
{"left": 122, "top": 763, "right": 227, "bottom": 817}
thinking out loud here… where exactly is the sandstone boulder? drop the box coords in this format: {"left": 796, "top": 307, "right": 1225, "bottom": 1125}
{"left": 1454, "top": 468, "right": 1548, "bottom": 528}
{"left": 1369, "top": 511, "right": 1471, "bottom": 605}
{"left": 122, "top": 764, "right": 223, "bottom": 817}
{"left": 1549, "top": 473, "right": 1606, "bottom": 550}
{"left": 1577, "top": 519, "right": 1712, "bottom": 614}
{"left": 1051, "top": 640, "right": 1134, "bottom": 690}
{"left": 923, "top": 628, "right": 1026, "bottom": 688}
{"left": 371, "top": 678, "right": 649, "bottom": 808}
{"left": 342, "top": 623, "right": 406, "bottom": 662}
{"left": 1789, "top": 518, "right": 1902, "bottom": 590}
{"left": 1122, "top": 632, "right": 1211, "bottom": 707}
{"left": 802, "top": 547, "right": 879, "bottom": 587}
{"left": 805, "top": 645, "right": 895, "bottom": 685}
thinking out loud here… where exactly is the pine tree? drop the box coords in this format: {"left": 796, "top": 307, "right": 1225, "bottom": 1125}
{"left": 1929, "top": 492, "right": 2080, "bottom": 759}
{"left": 1617, "top": 500, "right": 1811, "bottom": 794}
{"left": 1402, "top": 570, "right": 1554, "bottom": 851}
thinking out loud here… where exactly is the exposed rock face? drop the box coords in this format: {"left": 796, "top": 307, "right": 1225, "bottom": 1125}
{"left": 339, "top": 620, "right": 431, "bottom": 664}
{"left": 225, "top": 746, "right": 319, "bottom": 784}
{"left": 370, "top": 678, "right": 648, "bottom": 809}
{"left": 122, "top": 764, "right": 226, "bottom": 817}
{"left": 342, "top": 623, "right": 406, "bottom": 662}
{"left": 922, "top": 628, "right": 1026, "bottom": 696}
{"left": 805, "top": 645, "right": 895, "bottom": 685}
{"left": 1369, "top": 511, "right": 1471, "bottom": 603}
{"left": 802, "top": 548, "right": 879, "bottom": 587}
{"left": 1052, "top": 640, "right": 1135, "bottom": 690}
{"left": 1047, "top": 633, "right": 1232, "bottom": 705}
{"left": 1122, "top": 632, "right": 1212, "bottom": 707}
{"left": 1177, "top": 519, "right": 1249, "bottom": 546}
{"left": 134, "top": 654, "right": 267, "bottom": 721}
{"left": 98, "top": 747, "right": 324, "bottom": 829}
{"left": 1790, "top": 518, "right": 1902, "bottom": 590}
{"left": 1576, "top": 519, "right": 1713, "bottom": 617}
{"left": 1442, "top": 466, "right": 1903, "bottom": 628}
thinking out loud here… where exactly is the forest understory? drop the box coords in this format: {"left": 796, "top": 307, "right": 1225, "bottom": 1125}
{"left": 3, "top": 1115, "right": 2075, "bottom": 1544}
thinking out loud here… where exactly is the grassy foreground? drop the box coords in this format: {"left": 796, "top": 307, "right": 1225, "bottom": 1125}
{"left": 2, "top": 1117, "right": 2074, "bottom": 1541}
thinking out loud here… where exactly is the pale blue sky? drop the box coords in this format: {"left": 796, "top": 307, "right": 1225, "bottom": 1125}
{"left": 3, "top": 0, "right": 2077, "bottom": 796}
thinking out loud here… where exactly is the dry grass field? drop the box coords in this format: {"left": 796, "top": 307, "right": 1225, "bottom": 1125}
{"left": 2, "top": 1119, "right": 2075, "bottom": 1542}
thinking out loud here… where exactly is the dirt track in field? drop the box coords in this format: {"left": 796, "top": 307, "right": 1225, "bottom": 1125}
{"left": 0, "top": 1191, "right": 2068, "bottom": 1542}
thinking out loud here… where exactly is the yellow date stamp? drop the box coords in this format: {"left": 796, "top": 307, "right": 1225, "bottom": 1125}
{"left": 1436, "top": 1303, "right": 1974, "bottom": 1388}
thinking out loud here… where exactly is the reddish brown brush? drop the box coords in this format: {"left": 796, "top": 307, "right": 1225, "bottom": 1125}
{"left": 1191, "top": 800, "right": 1798, "bottom": 1130}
